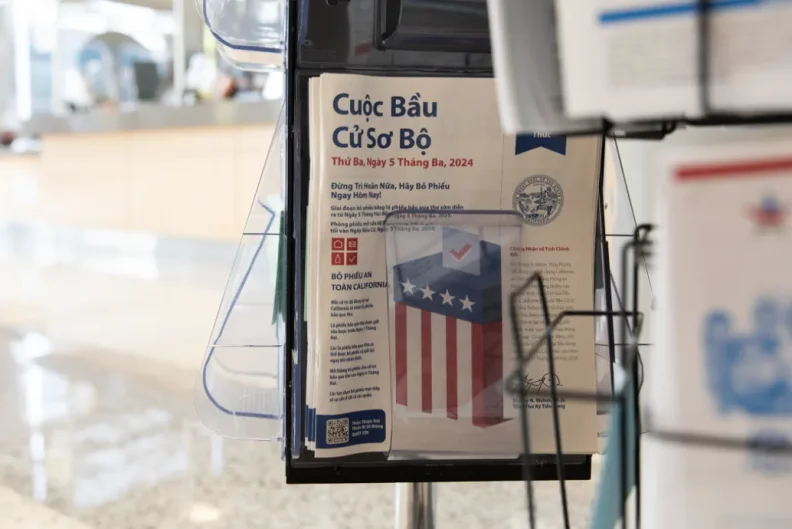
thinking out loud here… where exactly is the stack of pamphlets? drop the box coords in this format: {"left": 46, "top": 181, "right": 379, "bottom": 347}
{"left": 304, "top": 73, "right": 603, "bottom": 459}
{"left": 554, "top": 0, "right": 792, "bottom": 121}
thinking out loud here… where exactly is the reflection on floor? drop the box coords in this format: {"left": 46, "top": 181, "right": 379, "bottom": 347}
{"left": 0, "top": 223, "right": 600, "bottom": 528}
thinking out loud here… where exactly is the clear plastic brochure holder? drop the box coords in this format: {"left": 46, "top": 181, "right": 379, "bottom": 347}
{"left": 197, "top": 0, "right": 285, "bottom": 71}
{"left": 382, "top": 209, "right": 525, "bottom": 458}
{"left": 195, "top": 105, "right": 286, "bottom": 442}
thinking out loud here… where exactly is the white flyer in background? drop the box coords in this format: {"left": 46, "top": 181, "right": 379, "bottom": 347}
{"left": 556, "top": 0, "right": 792, "bottom": 120}
{"left": 309, "top": 73, "right": 601, "bottom": 458}
{"left": 647, "top": 139, "right": 792, "bottom": 529}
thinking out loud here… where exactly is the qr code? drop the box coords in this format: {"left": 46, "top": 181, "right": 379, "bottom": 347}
{"left": 326, "top": 418, "right": 350, "bottom": 445}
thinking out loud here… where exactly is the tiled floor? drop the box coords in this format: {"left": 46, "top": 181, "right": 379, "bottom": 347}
{"left": 0, "top": 223, "right": 600, "bottom": 529}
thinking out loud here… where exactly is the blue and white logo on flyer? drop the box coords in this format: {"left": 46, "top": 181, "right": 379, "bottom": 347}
{"left": 703, "top": 298, "right": 792, "bottom": 416}
{"left": 513, "top": 175, "right": 564, "bottom": 226}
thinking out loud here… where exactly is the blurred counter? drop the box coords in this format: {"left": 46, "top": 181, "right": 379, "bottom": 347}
{"left": 0, "top": 101, "right": 281, "bottom": 242}
{"left": 22, "top": 100, "right": 281, "bottom": 136}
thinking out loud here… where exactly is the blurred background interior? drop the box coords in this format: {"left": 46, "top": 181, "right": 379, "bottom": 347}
{"left": 0, "top": 1, "right": 655, "bottom": 527}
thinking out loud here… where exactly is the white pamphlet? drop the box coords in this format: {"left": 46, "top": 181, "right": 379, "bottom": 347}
{"left": 308, "top": 73, "right": 601, "bottom": 458}
{"left": 647, "top": 137, "right": 792, "bottom": 529}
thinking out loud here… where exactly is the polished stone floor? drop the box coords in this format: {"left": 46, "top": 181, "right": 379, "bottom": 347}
{"left": 0, "top": 223, "right": 601, "bottom": 529}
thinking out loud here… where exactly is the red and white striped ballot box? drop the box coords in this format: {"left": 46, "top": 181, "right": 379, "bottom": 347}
{"left": 392, "top": 226, "right": 512, "bottom": 428}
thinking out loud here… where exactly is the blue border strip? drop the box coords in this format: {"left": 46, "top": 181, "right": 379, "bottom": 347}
{"left": 201, "top": 200, "right": 281, "bottom": 420}
{"left": 599, "top": 0, "right": 769, "bottom": 24}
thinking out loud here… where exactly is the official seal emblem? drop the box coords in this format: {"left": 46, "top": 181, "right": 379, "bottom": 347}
{"left": 513, "top": 175, "right": 564, "bottom": 226}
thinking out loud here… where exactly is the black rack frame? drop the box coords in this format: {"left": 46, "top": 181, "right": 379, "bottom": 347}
{"left": 509, "top": 224, "right": 792, "bottom": 529}
{"left": 284, "top": 0, "right": 609, "bottom": 483}
{"left": 507, "top": 225, "right": 651, "bottom": 529}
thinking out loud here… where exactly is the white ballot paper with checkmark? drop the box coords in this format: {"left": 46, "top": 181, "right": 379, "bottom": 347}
{"left": 307, "top": 74, "right": 602, "bottom": 458}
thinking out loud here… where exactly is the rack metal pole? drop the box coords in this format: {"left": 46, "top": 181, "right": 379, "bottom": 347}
{"left": 395, "top": 483, "right": 436, "bottom": 529}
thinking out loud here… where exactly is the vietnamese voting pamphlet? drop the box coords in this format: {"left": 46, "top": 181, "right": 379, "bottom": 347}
{"left": 306, "top": 73, "right": 602, "bottom": 458}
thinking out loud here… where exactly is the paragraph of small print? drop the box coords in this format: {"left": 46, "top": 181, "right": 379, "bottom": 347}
{"left": 326, "top": 418, "right": 350, "bottom": 445}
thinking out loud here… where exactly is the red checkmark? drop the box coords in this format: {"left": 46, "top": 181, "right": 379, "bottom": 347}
{"left": 449, "top": 243, "right": 472, "bottom": 261}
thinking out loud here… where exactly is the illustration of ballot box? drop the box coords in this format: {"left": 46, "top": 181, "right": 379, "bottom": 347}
{"left": 392, "top": 227, "right": 509, "bottom": 428}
